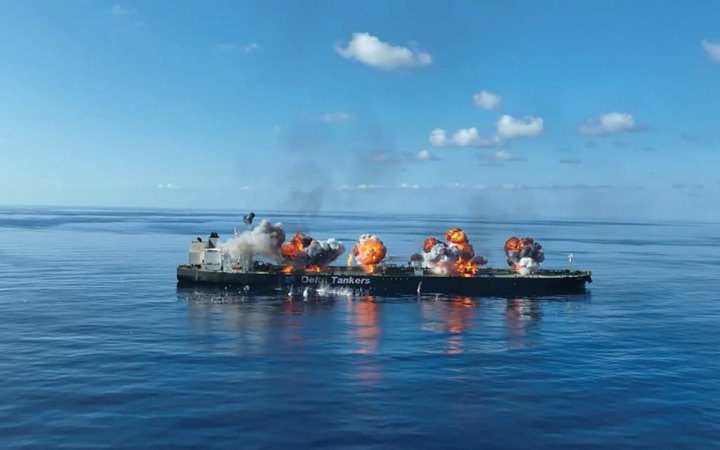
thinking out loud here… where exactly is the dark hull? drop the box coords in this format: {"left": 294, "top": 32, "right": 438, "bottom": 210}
{"left": 177, "top": 266, "right": 592, "bottom": 297}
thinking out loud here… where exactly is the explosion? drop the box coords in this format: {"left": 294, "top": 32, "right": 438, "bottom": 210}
{"left": 420, "top": 228, "right": 487, "bottom": 276}
{"left": 349, "top": 234, "right": 387, "bottom": 273}
{"left": 280, "top": 231, "right": 345, "bottom": 272}
{"left": 504, "top": 237, "right": 545, "bottom": 276}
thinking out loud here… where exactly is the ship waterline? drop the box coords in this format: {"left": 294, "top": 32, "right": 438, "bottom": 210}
{"left": 177, "top": 264, "right": 592, "bottom": 296}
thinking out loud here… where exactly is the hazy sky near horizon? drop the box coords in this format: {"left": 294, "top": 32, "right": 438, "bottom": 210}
{"left": 1, "top": 1, "right": 719, "bottom": 220}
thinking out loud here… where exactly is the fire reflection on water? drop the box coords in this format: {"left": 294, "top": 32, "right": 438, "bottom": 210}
{"left": 350, "top": 296, "right": 380, "bottom": 355}
{"left": 505, "top": 297, "right": 542, "bottom": 350}
{"left": 420, "top": 296, "right": 477, "bottom": 354}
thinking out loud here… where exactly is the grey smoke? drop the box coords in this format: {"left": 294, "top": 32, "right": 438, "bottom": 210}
{"left": 223, "top": 220, "right": 286, "bottom": 263}
{"left": 294, "top": 238, "right": 346, "bottom": 267}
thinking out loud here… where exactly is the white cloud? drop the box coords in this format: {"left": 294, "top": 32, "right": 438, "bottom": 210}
{"left": 429, "top": 128, "right": 448, "bottom": 146}
{"left": 490, "top": 150, "right": 513, "bottom": 161}
{"left": 702, "top": 40, "right": 720, "bottom": 62}
{"left": 157, "top": 183, "right": 180, "bottom": 190}
{"left": 431, "top": 115, "right": 543, "bottom": 148}
{"left": 335, "top": 32, "right": 432, "bottom": 70}
{"left": 320, "top": 112, "right": 352, "bottom": 123}
{"left": 400, "top": 183, "right": 421, "bottom": 189}
{"left": 496, "top": 115, "right": 544, "bottom": 139}
{"left": 244, "top": 43, "right": 260, "bottom": 53}
{"left": 579, "top": 112, "right": 638, "bottom": 135}
{"left": 473, "top": 91, "right": 502, "bottom": 110}
{"left": 415, "top": 150, "right": 431, "bottom": 160}
{"left": 111, "top": 4, "right": 134, "bottom": 16}
{"left": 429, "top": 127, "right": 498, "bottom": 147}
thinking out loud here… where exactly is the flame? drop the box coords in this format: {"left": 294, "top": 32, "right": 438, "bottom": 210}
{"left": 421, "top": 227, "right": 487, "bottom": 277}
{"left": 504, "top": 236, "right": 543, "bottom": 274}
{"left": 352, "top": 235, "right": 387, "bottom": 273}
{"left": 446, "top": 228, "right": 468, "bottom": 246}
{"left": 281, "top": 232, "right": 309, "bottom": 260}
{"left": 346, "top": 252, "right": 353, "bottom": 267}
{"left": 423, "top": 237, "right": 440, "bottom": 253}
{"left": 282, "top": 264, "right": 321, "bottom": 273}
{"left": 504, "top": 236, "right": 527, "bottom": 253}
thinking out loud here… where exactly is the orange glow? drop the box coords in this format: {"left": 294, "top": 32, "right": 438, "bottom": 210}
{"left": 421, "top": 228, "right": 487, "bottom": 276}
{"left": 281, "top": 232, "right": 309, "bottom": 260}
{"left": 352, "top": 235, "right": 387, "bottom": 273}
{"left": 447, "top": 227, "right": 480, "bottom": 277}
{"left": 446, "top": 227, "right": 468, "bottom": 246}
{"left": 423, "top": 237, "right": 440, "bottom": 252}
{"left": 282, "top": 264, "right": 321, "bottom": 273}
{"left": 504, "top": 236, "right": 533, "bottom": 253}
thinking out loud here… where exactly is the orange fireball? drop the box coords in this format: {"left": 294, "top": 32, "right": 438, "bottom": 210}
{"left": 446, "top": 228, "right": 469, "bottom": 245}
{"left": 352, "top": 234, "right": 387, "bottom": 271}
{"left": 423, "top": 237, "right": 441, "bottom": 253}
{"left": 281, "top": 232, "right": 310, "bottom": 260}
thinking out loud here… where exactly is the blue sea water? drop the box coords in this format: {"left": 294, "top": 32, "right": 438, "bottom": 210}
{"left": 1, "top": 207, "right": 719, "bottom": 449}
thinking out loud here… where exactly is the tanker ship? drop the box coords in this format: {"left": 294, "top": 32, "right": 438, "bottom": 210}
{"left": 176, "top": 219, "right": 592, "bottom": 297}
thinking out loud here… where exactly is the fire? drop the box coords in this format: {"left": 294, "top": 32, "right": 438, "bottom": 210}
{"left": 423, "top": 237, "right": 440, "bottom": 253}
{"left": 281, "top": 232, "right": 310, "bottom": 260}
{"left": 283, "top": 264, "right": 321, "bottom": 273}
{"left": 504, "top": 236, "right": 544, "bottom": 275}
{"left": 446, "top": 228, "right": 468, "bottom": 246}
{"left": 420, "top": 227, "right": 487, "bottom": 276}
{"left": 351, "top": 234, "right": 387, "bottom": 273}
{"left": 504, "top": 236, "right": 529, "bottom": 253}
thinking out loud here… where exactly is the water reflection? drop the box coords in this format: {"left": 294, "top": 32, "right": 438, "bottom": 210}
{"left": 178, "top": 289, "right": 589, "bottom": 355}
{"left": 350, "top": 296, "right": 380, "bottom": 355}
{"left": 505, "top": 298, "right": 543, "bottom": 350}
{"left": 420, "top": 296, "right": 478, "bottom": 354}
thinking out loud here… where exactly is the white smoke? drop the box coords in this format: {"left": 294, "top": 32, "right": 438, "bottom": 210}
{"left": 422, "top": 243, "right": 463, "bottom": 275}
{"left": 517, "top": 257, "right": 539, "bottom": 276}
{"left": 223, "top": 220, "right": 286, "bottom": 263}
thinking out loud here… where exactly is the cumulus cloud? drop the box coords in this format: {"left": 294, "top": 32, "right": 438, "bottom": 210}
{"left": 429, "top": 127, "right": 499, "bottom": 147}
{"left": 473, "top": 91, "right": 502, "bottom": 110}
{"left": 579, "top": 112, "right": 639, "bottom": 135}
{"left": 702, "top": 40, "right": 720, "bottom": 62}
{"left": 496, "top": 115, "right": 544, "bottom": 139}
{"left": 415, "top": 150, "right": 432, "bottom": 161}
{"left": 335, "top": 32, "right": 432, "bottom": 70}
{"left": 430, "top": 115, "right": 543, "bottom": 148}
{"left": 157, "top": 183, "right": 180, "bottom": 190}
{"left": 111, "top": 4, "right": 135, "bottom": 16}
{"left": 320, "top": 112, "right": 352, "bottom": 123}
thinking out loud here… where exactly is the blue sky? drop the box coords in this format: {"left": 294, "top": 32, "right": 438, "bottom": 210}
{"left": 1, "top": 1, "right": 719, "bottom": 220}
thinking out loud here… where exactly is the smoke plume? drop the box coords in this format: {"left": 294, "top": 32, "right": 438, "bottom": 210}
{"left": 504, "top": 237, "right": 545, "bottom": 275}
{"left": 281, "top": 232, "right": 345, "bottom": 268}
{"left": 420, "top": 228, "right": 487, "bottom": 276}
{"left": 223, "top": 220, "right": 286, "bottom": 263}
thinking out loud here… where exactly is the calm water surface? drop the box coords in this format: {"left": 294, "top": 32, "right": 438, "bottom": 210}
{"left": 1, "top": 208, "right": 719, "bottom": 449}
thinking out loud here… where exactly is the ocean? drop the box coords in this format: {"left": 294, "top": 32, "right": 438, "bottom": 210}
{"left": 1, "top": 207, "right": 719, "bottom": 449}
